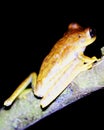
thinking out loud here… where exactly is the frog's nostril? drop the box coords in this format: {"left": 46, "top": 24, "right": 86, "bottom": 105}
{"left": 89, "top": 28, "right": 96, "bottom": 38}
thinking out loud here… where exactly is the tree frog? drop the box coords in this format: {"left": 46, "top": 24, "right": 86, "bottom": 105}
{"left": 4, "top": 22, "right": 98, "bottom": 108}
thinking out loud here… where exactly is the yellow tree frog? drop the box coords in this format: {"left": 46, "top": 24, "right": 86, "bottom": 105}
{"left": 4, "top": 22, "right": 98, "bottom": 108}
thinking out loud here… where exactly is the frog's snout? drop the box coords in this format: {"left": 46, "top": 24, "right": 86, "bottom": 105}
{"left": 89, "top": 28, "right": 96, "bottom": 38}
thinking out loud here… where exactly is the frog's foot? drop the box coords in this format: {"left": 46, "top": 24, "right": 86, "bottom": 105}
{"left": 82, "top": 57, "right": 98, "bottom": 71}
{"left": 79, "top": 53, "right": 99, "bottom": 64}
{"left": 18, "top": 88, "right": 32, "bottom": 99}
{"left": 91, "top": 56, "right": 100, "bottom": 62}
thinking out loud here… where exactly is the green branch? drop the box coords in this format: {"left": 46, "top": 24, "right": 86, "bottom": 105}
{"left": 0, "top": 47, "right": 104, "bottom": 130}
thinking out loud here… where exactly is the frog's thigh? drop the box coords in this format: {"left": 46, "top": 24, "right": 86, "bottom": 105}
{"left": 40, "top": 57, "right": 97, "bottom": 108}
{"left": 40, "top": 60, "right": 84, "bottom": 108}
{"left": 4, "top": 72, "right": 37, "bottom": 106}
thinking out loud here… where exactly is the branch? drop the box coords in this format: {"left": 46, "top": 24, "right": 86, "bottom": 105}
{"left": 0, "top": 47, "right": 104, "bottom": 130}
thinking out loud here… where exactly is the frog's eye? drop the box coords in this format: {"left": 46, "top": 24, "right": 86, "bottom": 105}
{"left": 78, "top": 34, "right": 81, "bottom": 38}
{"left": 89, "top": 28, "right": 96, "bottom": 38}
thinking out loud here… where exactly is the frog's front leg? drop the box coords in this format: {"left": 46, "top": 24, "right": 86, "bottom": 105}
{"left": 79, "top": 53, "right": 98, "bottom": 66}
{"left": 4, "top": 72, "right": 37, "bottom": 106}
{"left": 78, "top": 53, "right": 99, "bottom": 71}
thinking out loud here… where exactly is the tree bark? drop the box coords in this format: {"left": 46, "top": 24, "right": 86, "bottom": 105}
{"left": 0, "top": 47, "right": 104, "bottom": 130}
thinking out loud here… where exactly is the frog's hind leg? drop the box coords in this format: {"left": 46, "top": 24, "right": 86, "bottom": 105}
{"left": 4, "top": 72, "right": 37, "bottom": 106}
{"left": 40, "top": 59, "right": 83, "bottom": 108}
{"left": 40, "top": 57, "right": 97, "bottom": 108}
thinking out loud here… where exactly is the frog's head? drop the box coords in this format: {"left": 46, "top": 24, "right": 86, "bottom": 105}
{"left": 68, "top": 23, "right": 96, "bottom": 47}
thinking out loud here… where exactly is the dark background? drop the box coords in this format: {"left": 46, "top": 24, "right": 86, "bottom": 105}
{"left": 0, "top": 2, "right": 104, "bottom": 129}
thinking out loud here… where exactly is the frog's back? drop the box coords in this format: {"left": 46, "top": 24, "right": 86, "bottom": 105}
{"left": 37, "top": 23, "right": 84, "bottom": 82}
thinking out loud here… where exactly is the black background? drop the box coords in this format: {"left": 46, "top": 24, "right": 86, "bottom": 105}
{"left": 0, "top": 1, "right": 104, "bottom": 129}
